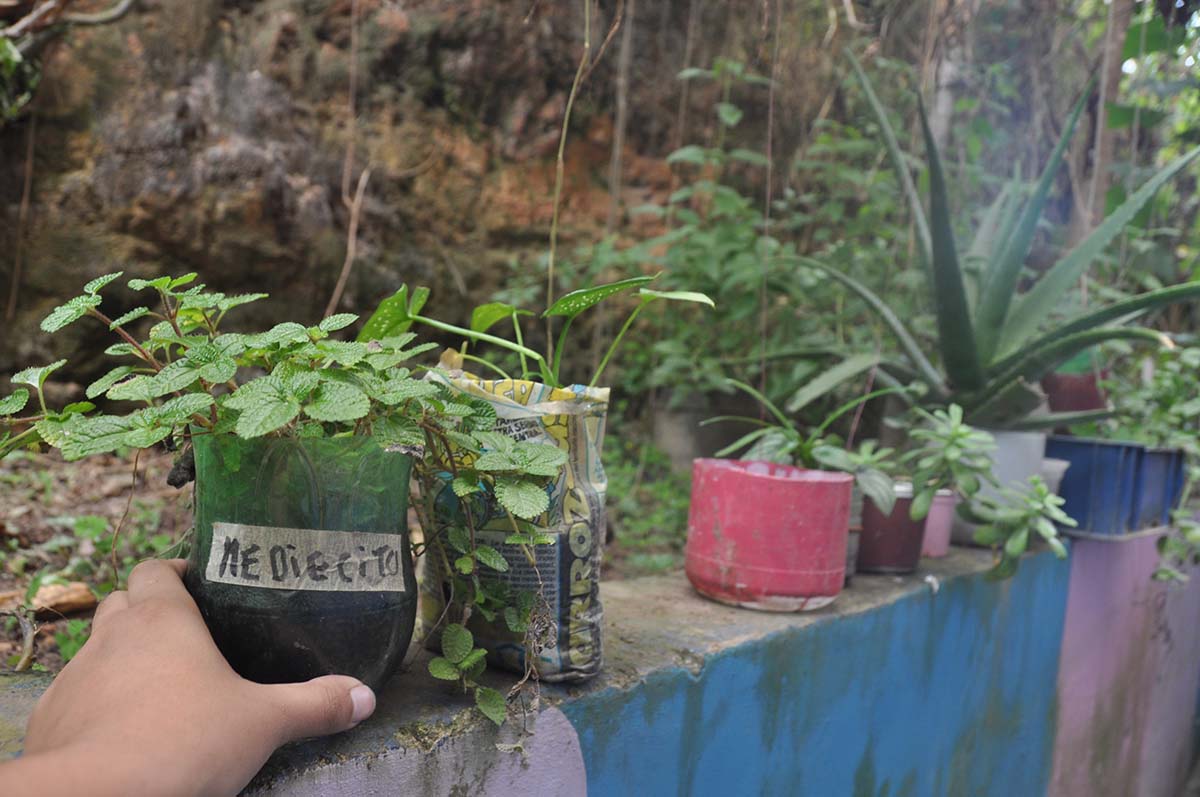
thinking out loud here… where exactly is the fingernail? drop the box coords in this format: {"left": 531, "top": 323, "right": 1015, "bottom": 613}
{"left": 349, "top": 684, "right": 376, "bottom": 725}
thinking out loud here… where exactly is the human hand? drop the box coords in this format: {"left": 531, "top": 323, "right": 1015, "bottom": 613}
{"left": 4, "top": 559, "right": 376, "bottom": 797}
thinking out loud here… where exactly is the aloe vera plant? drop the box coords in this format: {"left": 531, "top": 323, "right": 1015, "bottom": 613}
{"left": 796, "top": 52, "right": 1200, "bottom": 429}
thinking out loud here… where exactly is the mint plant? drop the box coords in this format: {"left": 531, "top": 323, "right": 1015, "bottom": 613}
{"left": 7, "top": 271, "right": 571, "bottom": 725}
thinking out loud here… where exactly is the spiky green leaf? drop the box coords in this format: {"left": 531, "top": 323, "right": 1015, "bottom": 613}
{"left": 974, "top": 86, "right": 1091, "bottom": 363}
{"left": 1001, "top": 145, "right": 1200, "bottom": 353}
{"left": 918, "top": 97, "right": 982, "bottom": 389}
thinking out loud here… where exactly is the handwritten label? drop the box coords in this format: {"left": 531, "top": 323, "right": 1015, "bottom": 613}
{"left": 205, "top": 522, "right": 406, "bottom": 592}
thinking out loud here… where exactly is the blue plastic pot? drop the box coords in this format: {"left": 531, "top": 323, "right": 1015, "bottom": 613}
{"left": 1132, "top": 447, "right": 1179, "bottom": 530}
{"left": 1045, "top": 437, "right": 1143, "bottom": 536}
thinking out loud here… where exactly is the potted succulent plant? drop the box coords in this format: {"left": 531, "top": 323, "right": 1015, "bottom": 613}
{"left": 686, "top": 375, "right": 900, "bottom": 610}
{"left": 8, "top": 273, "right": 568, "bottom": 720}
{"left": 900, "top": 405, "right": 997, "bottom": 558}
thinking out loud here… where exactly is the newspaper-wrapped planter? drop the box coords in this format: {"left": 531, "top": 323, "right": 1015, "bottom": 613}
{"left": 185, "top": 435, "right": 416, "bottom": 690}
{"left": 420, "top": 371, "right": 609, "bottom": 682}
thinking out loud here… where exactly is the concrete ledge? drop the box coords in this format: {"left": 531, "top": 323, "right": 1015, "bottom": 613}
{"left": 1, "top": 548, "right": 1074, "bottom": 795}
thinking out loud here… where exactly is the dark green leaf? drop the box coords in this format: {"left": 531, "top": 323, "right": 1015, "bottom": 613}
{"left": 441, "top": 623, "right": 473, "bottom": 664}
{"left": 428, "top": 657, "right": 461, "bottom": 681}
{"left": 475, "top": 686, "right": 507, "bottom": 726}
{"left": 543, "top": 276, "right": 657, "bottom": 320}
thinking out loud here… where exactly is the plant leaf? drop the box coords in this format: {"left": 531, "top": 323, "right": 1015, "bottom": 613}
{"left": 494, "top": 477, "right": 549, "bottom": 519}
{"left": 784, "top": 352, "right": 879, "bottom": 414}
{"left": 918, "top": 96, "right": 983, "bottom": 389}
{"left": 83, "top": 271, "right": 124, "bottom": 295}
{"left": 475, "top": 545, "right": 510, "bottom": 573}
{"left": 304, "top": 382, "right": 370, "bottom": 422}
{"left": 108, "top": 307, "right": 151, "bottom": 329}
{"left": 471, "top": 302, "right": 518, "bottom": 333}
{"left": 319, "top": 313, "right": 359, "bottom": 333}
{"left": 441, "top": 623, "right": 473, "bottom": 664}
{"left": 41, "top": 295, "right": 101, "bottom": 333}
{"left": 475, "top": 686, "right": 507, "bottom": 726}
{"left": 428, "top": 657, "right": 460, "bottom": 681}
{"left": 1000, "top": 144, "right": 1200, "bottom": 354}
{"left": 13, "top": 360, "right": 67, "bottom": 389}
{"left": 86, "top": 366, "right": 135, "bottom": 400}
{"left": 974, "top": 84, "right": 1090, "bottom": 363}
{"left": 846, "top": 49, "right": 931, "bottom": 267}
{"left": 638, "top": 288, "right": 715, "bottom": 308}
{"left": 794, "top": 257, "right": 948, "bottom": 396}
{"left": 0, "top": 389, "right": 29, "bottom": 416}
{"left": 543, "top": 276, "right": 657, "bottom": 320}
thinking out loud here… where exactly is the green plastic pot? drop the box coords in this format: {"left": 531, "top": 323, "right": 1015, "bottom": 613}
{"left": 184, "top": 434, "right": 416, "bottom": 689}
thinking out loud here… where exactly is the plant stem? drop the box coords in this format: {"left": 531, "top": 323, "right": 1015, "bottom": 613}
{"left": 511, "top": 313, "right": 530, "bottom": 380}
{"left": 546, "top": 0, "right": 592, "bottom": 365}
{"left": 590, "top": 301, "right": 644, "bottom": 388}
{"left": 459, "top": 353, "right": 513, "bottom": 381}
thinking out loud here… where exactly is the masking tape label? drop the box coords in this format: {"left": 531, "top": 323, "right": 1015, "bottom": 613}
{"left": 205, "top": 522, "right": 406, "bottom": 592}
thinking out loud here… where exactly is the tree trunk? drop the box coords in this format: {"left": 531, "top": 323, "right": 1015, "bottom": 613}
{"left": 1073, "top": 0, "right": 1135, "bottom": 241}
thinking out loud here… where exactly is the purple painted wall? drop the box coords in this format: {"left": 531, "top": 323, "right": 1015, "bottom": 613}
{"left": 1051, "top": 532, "right": 1200, "bottom": 797}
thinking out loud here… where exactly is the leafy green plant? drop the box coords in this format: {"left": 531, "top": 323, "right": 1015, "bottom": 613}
{"left": 426, "top": 622, "right": 507, "bottom": 725}
{"left": 708, "top": 377, "right": 904, "bottom": 515}
{"left": 795, "top": 52, "right": 1200, "bottom": 430}
{"left": 961, "top": 475, "right": 1073, "bottom": 578}
{"left": 357, "top": 277, "right": 712, "bottom": 389}
{"left": 9, "top": 271, "right": 573, "bottom": 725}
{"left": 899, "top": 405, "right": 997, "bottom": 520}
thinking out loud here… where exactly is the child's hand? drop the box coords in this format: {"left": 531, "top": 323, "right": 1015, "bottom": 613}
{"left": 6, "top": 559, "right": 376, "bottom": 797}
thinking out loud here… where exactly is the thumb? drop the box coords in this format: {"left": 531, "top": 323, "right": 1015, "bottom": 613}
{"left": 261, "top": 675, "right": 377, "bottom": 743}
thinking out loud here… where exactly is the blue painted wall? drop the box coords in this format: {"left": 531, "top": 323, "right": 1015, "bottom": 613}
{"left": 563, "top": 552, "right": 1071, "bottom": 797}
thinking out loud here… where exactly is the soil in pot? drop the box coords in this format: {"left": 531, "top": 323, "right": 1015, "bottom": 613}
{"left": 685, "top": 460, "right": 852, "bottom": 612}
{"left": 185, "top": 435, "right": 417, "bottom": 690}
{"left": 858, "top": 483, "right": 924, "bottom": 573}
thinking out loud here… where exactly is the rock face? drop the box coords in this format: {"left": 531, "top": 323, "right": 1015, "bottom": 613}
{"left": 0, "top": 0, "right": 819, "bottom": 384}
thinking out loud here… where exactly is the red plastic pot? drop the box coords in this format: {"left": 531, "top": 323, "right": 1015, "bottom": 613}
{"left": 1041, "top": 370, "right": 1108, "bottom": 413}
{"left": 858, "top": 483, "right": 925, "bottom": 574}
{"left": 685, "top": 459, "right": 852, "bottom": 612}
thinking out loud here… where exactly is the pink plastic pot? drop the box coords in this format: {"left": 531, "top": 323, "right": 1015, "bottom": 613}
{"left": 921, "top": 490, "right": 957, "bottom": 558}
{"left": 685, "top": 459, "right": 852, "bottom": 612}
